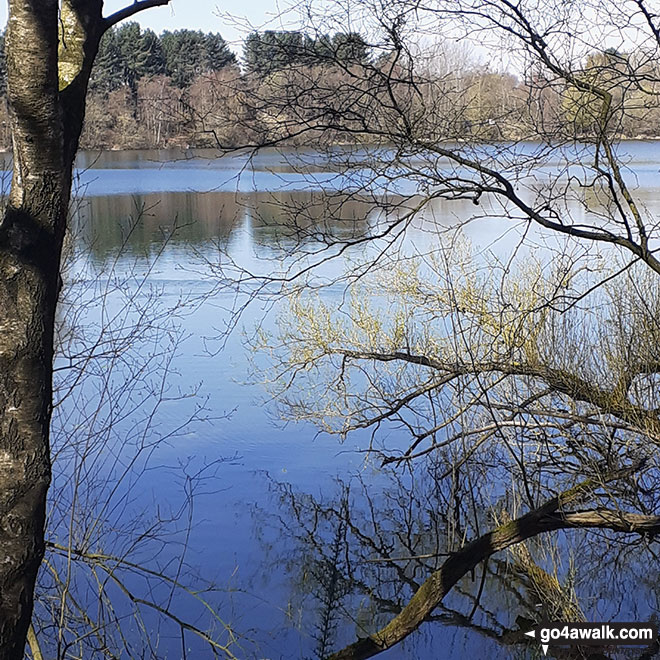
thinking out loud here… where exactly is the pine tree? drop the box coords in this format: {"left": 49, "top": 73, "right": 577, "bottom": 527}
{"left": 89, "top": 28, "right": 123, "bottom": 94}
{"left": 204, "top": 32, "right": 236, "bottom": 72}
{"left": 243, "top": 31, "right": 305, "bottom": 76}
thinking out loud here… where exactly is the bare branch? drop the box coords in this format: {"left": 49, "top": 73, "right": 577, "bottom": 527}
{"left": 330, "top": 348, "right": 660, "bottom": 440}
{"left": 104, "top": 0, "right": 171, "bottom": 30}
{"left": 327, "top": 466, "right": 657, "bottom": 660}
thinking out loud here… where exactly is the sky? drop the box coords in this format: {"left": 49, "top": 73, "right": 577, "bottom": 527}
{"left": 0, "top": 1, "right": 295, "bottom": 55}
{"left": 0, "top": 1, "right": 631, "bottom": 71}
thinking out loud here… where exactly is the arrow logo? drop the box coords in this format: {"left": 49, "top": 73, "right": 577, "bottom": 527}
{"left": 525, "top": 629, "right": 549, "bottom": 655}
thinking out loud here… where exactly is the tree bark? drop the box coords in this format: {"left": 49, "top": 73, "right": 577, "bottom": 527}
{"left": 0, "top": 1, "right": 167, "bottom": 656}
{"left": 0, "top": 2, "right": 63, "bottom": 656}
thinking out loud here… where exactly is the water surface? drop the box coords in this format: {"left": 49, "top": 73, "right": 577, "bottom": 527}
{"left": 46, "top": 144, "right": 660, "bottom": 659}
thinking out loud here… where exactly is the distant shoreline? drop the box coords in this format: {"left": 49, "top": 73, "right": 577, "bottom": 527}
{"left": 1, "top": 136, "right": 659, "bottom": 157}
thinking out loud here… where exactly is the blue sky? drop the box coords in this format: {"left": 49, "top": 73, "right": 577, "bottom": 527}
{"left": 0, "top": 1, "right": 295, "bottom": 55}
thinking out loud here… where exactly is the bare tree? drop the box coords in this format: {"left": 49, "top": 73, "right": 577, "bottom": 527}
{"left": 23, "top": 202, "right": 242, "bottom": 659}
{"left": 209, "top": 1, "right": 660, "bottom": 658}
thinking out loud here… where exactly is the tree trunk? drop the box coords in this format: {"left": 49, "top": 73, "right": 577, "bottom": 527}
{"left": 0, "top": 2, "right": 63, "bottom": 656}
{"left": 0, "top": 1, "right": 169, "bottom": 655}
{"left": 0, "top": 0, "right": 101, "bottom": 655}
{"left": 327, "top": 468, "right": 657, "bottom": 660}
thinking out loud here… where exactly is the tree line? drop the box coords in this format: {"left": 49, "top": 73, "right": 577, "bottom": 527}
{"left": 0, "top": 25, "right": 370, "bottom": 149}
{"left": 0, "top": 24, "right": 658, "bottom": 152}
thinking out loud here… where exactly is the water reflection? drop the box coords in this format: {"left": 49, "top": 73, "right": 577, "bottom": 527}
{"left": 50, "top": 147, "right": 660, "bottom": 659}
{"left": 70, "top": 190, "right": 378, "bottom": 265}
{"left": 256, "top": 465, "right": 659, "bottom": 659}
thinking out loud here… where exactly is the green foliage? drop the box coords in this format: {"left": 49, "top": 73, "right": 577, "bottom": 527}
{"left": 117, "top": 23, "right": 166, "bottom": 106}
{"left": 243, "top": 30, "right": 371, "bottom": 76}
{"left": 90, "top": 29, "right": 123, "bottom": 93}
{"left": 161, "top": 29, "right": 236, "bottom": 87}
{"left": 331, "top": 32, "right": 370, "bottom": 64}
{"left": 203, "top": 32, "right": 237, "bottom": 71}
{"left": 135, "top": 29, "right": 167, "bottom": 79}
{"left": 89, "top": 25, "right": 235, "bottom": 94}
{"left": 243, "top": 31, "right": 305, "bottom": 76}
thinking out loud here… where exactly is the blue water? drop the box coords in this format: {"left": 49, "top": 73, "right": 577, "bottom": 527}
{"left": 41, "top": 144, "right": 660, "bottom": 659}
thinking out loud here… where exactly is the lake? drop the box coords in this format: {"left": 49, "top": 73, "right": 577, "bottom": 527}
{"left": 40, "top": 144, "right": 660, "bottom": 659}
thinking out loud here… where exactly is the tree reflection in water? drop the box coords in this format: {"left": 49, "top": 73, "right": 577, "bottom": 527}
{"left": 255, "top": 458, "right": 659, "bottom": 659}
